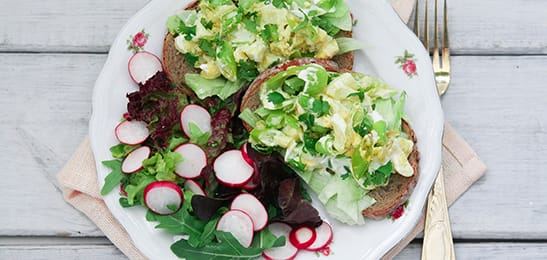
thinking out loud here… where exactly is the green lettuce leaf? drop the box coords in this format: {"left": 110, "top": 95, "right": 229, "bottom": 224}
{"left": 335, "top": 37, "right": 366, "bottom": 55}
{"left": 185, "top": 73, "right": 245, "bottom": 100}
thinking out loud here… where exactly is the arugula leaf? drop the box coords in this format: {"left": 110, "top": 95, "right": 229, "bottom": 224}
{"left": 109, "top": 143, "right": 138, "bottom": 158}
{"left": 267, "top": 92, "right": 285, "bottom": 105}
{"left": 199, "top": 38, "right": 217, "bottom": 57}
{"left": 171, "top": 231, "right": 284, "bottom": 260}
{"left": 188, "top": 213, "right": 221, "bottom": 248}
{"left": 188, "top": 122, "right": 212, "bottom": 146}
{"left": 100, "top": 159, "right": 124, "bottom": 195}
{"left": 251, "top": 228, "right": 286, "bottom": 249}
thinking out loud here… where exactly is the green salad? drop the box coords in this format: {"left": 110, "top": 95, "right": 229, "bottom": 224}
{"left": 166, "top": 0, "right": 362, "bottom": 100}
{"left": 240, "top": 64, "right": 414, "bottom": 224}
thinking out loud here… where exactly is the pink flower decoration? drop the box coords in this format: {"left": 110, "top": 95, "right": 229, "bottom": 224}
{"left": 127, "top": 29, "right": 149, "bottom": 53}
{"left": 132, "top": 32, "right": 148, "bottom": 47}
{"left": 402, "top": 60, "right": 417, "bottom": 75}
{"left": 395, "top": 50, "right": 418, "bottom": 78}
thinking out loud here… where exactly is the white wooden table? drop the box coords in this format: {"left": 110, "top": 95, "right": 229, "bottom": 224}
{"left": 1, "top": 0, "right": 547, "bottom": 258}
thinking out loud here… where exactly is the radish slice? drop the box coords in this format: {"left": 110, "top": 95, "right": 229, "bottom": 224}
{"left": 216, "top": 210, "right": 254, "bottom": 248}
{"left": 115, "top": 120, "right": 150, "bottom": 145}
{"left": 173, "top": 143, "right": 207, "bottom": 179}
{"left": 214, "top": 150, "right": 254, "bottom": 187}
{"left": 230, "top": 193, "right": 268, "bottom": 231}
{"left": 128, "top": 51, "right": 163, "bottom": 84}
{"left": 121, "top": 146, "right": 151, "bottom": 173}
{"left": 263, "top": 222, "right": 298, "bottom": 260}
{"left": 289, "top": 225, "right": 316, "bottom": 249}
{"left": 242, "top": 172, "right": 260, "bottom": 191}
{"left": 240, "top": 142, "right": 254, "bottom": 166}
{"left": 305, "top": 222, "right": 333, "bottom": 251}
{"left": 180, "top": 105, "right": 212, "bottom": 138}
{"left": 143, "top": 181, "right": 183, "bottom": 215}
{"left": 184, "top": 179, "right": 205, "bottom": 196}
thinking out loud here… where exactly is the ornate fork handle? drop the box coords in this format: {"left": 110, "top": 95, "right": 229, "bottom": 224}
{"left": 421, "top": 169, "right": 455, "bottom": 260}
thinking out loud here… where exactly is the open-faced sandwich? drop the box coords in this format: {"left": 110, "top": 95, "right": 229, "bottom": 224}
{"left": 240, "top": 58, "right": 419, "bottom": 224}
{"left": 162, "top": 0, "right": 361, "bottom": 99}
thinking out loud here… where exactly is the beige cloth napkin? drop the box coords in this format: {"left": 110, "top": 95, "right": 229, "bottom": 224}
{"left": 57, "top": 1, "right": 486, "bottom": 259}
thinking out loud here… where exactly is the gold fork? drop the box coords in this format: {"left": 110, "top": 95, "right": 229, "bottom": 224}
{"left": 414, "top": 0, "right": 455, "bottom": 259}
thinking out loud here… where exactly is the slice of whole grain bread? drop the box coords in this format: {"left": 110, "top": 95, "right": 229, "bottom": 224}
{"left": 240, "top": 59, "right": 419, "bottom": 220}
{"left": 362, "top": 119, "right": 420, "bottom": 219}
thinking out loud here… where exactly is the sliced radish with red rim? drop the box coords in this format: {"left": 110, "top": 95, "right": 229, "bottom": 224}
{"left": 262, "top": 222, "right": 298, "bottom": 260}
{"left": 143, "top": 181, "right": 183, "bottom": 215}
{"left": 289, "top": 225, "right": 316, "bottom": 249}
{"left": 216, "top": 210, "right": 254, "bottom": 248}
{"left": 214, "top": 150, "right": 254, "bottom": 187}
{"left": 173, "top": 143, "right": 207, "bottom": 179}
{"left": 121, "top": 146, "right": 150, "bottom": 173}
{"left": 128, "top": 51, "right": 162, "bottom": 84}
{"left": 240, "top": 142, "right": 254, "bottom": 166}
{"left": 180, "top": 104, "right": 212, "bottom": 138}
{"left": 115, "top": 120, "right": 149, "bottom": 145}
{"left": 242, "top": 172, "right": 260, "bottom": 191}
{"left": 230, "top": 193, "right": 268, "bottom": 231}
{"left": 184, "top": 179, "right": 205, "bottom": 196}
{"left": 305, "top": 222, "right": 333, "bottom": 251}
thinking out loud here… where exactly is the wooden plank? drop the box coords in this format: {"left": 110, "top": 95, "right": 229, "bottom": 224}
{"left": 0, "top": 0, "right": 546, "bottom": 54}
{"left": 1, "top": 54, "right": 546, "bottom": 239}
{"left": 1, "top": 242, "right": 547, "bottom": 259}
{"left": 396, "top": 242, "right": 547, "bottom": 259}
{"left": 0, "top": 54, "right": 107, "bottom": 236}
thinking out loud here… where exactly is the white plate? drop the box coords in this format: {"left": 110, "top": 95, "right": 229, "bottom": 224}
{"left": 89, "top": 0, "right": 444, "bottom": 259}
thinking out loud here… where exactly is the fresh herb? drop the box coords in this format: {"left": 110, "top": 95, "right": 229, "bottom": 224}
{"left": 188, "top": 122, "right": 212, "bottom": 146}
{"left": 100, "top": 159, "right": 124, "bottom": 195}
{"left": 207, "top": 0, "right": 232, "bottom": 7}
{"left": 242, "top": 12, "right": 259, "bottom": 33}
{"left": 353, "top": 117, "right": 373, "bottom": 137}
{"left": 363, "top": 162, "right": 393, "bottom": 188}
{"left": 311, "top": 96, "right": 330, "bottom": 117}
{"left": 267, "top": 92, "right": 285, "bottom": 105}
{"left": 198, "top": 38, "right": 217, "bottom": 57}
{"left": 260, "top": 24, "right": 279, "bottom": 42}
{"left": 109, "top": 143, "right": 138, "bottom": 158}
{"left": 185, "top": 53, "right": 199, "bottom": 67}
{"left": 311, "top": 16, "right": 340, "bottom": 37}
{"left": 347, "top": 90, "right": 365, "bottom": 101}
{"left": 201, "top": 18, "right": 213, "bottom": 30}
{"left": 237, "top": 60, "right": 259, "bottom": 82}
{"left": 171, "top": 230, "right": 284, "bottom": 260}
{"left": 303, "top": 132, "right": 319, "bottom": 156}
{"left": 298, "top": 113, "right": 315, "bottom": 129}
